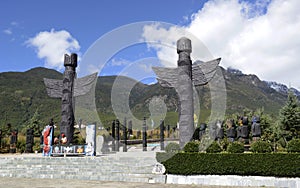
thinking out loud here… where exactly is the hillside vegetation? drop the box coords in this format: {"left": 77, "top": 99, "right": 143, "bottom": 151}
{"left": 0, "top": 66, "right": 290, "bottom": 130}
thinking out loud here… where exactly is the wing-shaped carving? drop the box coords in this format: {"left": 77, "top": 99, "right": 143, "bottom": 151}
{"left": 43, "top": 78, "right": 63, "bottom": 98}
{"left": 192, "top": 58, "right": 221, "bottom": 86}
{"left": 74, "top": 73, "right": 98, "bottom": 97}
{"left": 152, "top": 67, "right": 178, "bottom": 88}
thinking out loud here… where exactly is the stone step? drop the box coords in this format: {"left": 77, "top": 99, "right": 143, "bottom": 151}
{"left": 0, "top": 172, "right": 165, "bottom": 183}
{"left": 0, "top": 152, "right": 166, "bottom": 183}
{"left": 1, "top": 161, "right": 155, "bottom": 166}
{"left": 1, "top": 167, "right": 154, "bottom": 172}
{"left": 0, "top": 168, "right": 154, "bottom": 174}
{"left": 2, "top": 160, "right": 157, "bottom": 166}
{"left": 0, "top": 169, "right": 155, "bottom": 176}
{"left": 1, "top": 164, "right": 155, "bottom": 169}
{"left": 7, "top": 164, "right": 156, "bottom": 168}
{"left": 2, "top": 158, "right": 157, "bottom": 164}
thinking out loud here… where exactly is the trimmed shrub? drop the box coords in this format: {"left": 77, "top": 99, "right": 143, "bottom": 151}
{"left": 250, "top": 140, "right": 272, "bottom": 153}
{"left": 206, "top": 141, "right": 222, "bottom": 153}
{"left": 165, "top": 142, "right": 181, "bottom": 153}
{"left": 219, "top": 138, "right": 230, "bottom": 151}
{"left": 157, "top": 153, "right": 300, "bottom": 177}
{"left": 287, "top": 138, "right": 300, "bottom": 153}
{"left": 277, "top": 144, "right": 287, "bottom": 153}
{"left": 278, "top": 137, "right": 287, "bottom": 148}
{"left": 183, "top": 141, "right": 200, "bottom": 153}
{"left": 227, "top": 141, "right": 244, "bottom": 153}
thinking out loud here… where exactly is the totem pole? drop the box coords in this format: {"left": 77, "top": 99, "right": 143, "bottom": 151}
{"left": 152, "top": 37, "right": 220, "bottom": 148}
{"left": 25, "top": 128, "right": 34, "bottom": 153}
{"left": 142, "top": 117, "right": 147, "bottom": 151}
{"left": 111, "top": 120, "right": 116, "bottom": 151}
{"left": 44, "top": 53, "right": 97, "bottom": 144}
{"left": 123, "top": 118, "right": 127, "bottom": 152}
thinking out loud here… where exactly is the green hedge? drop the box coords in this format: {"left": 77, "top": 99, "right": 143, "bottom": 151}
{"left": 250, "top": 140, "right": 272, "bottom": 153}
{"left": 287, "top": 139, "right": 300, "bottom": 153}
{"left": 156, "top": 153, "right": 300, "bottom": 177}
{"left": 227, "top": 142, "right": 244, "bottom": 153}
{"left": 206, "top": 141, "right": 222, "bottom": 153}
{"left": 183, "top": 141, "right": 200, "bottom": 153}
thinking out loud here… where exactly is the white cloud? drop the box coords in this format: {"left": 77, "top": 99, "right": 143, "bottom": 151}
{"left": 142, "top": 23, "right": 213, "bottom": 67}
{"left": 138, "top": 63, "right": 153, "bottom": 73}
{"left": 142, "top": 0, "right": 300, "bottom": 89}
{"left": 110, "top": 58, "right": 130, "bottom": 66}
{"left": 10, "top": 21, "right": 18, "bottom": 26}
{"left": 26, "top": 29, "right": 80, "bottom": 70}
{"left": 86, "top": 64, "right": 100, "bottom": 75}
{"left": 142, "top": 23, "right": 186, "bottom": 67}
{"left": 3, "top": 21, "right": 20, "bottom": 35}
{"left": 3, "top": 29, "right": 12, "bottom": 35}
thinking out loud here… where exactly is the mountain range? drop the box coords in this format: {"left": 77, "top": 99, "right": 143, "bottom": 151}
{"left": 0, "top": 66, "right": 298, "bottom": 130}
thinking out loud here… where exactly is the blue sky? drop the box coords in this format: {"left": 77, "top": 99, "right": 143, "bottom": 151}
{"left": 1, "top": 0, "right": 300, "bottom": 89}
{"left": 0, "top": 0, "right": 204, "bottom": 72}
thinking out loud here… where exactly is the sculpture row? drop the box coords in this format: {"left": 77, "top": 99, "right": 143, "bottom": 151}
{"left": 198, "top": 116, "right": 261, "bottom": 143}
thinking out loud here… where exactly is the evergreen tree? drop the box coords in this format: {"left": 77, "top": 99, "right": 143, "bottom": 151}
{"left": 25, "top": 109, "right": 43, "bottom": 137}
{"left": 254, "top": 107, "right": 273, "bottom": 130}
{"left": 279, "top": 91, "right": 300, "bottom": 139}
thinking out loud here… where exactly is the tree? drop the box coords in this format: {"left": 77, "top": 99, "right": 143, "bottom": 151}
{"left": 255, "top": 107, "right": 273, "bottom": 130}
{"left": 25, "top": 109, "right": 43, "bottom": 137}
{"left": 269, "top": 120, "right": 285, "bottom": 151}
{"left": 279, "top": 91, "right": 300, "bottom": 139}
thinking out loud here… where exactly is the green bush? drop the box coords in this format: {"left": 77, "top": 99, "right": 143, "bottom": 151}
{"left": 206, "top": 141, "right": 222, "bottom": 153}
{"left": 165, "top": 142, "right": 181, "bottom": 153}
{"left": 0, "top": 137, "right": 9, "bottom": 153}
{"left": 219, "top": 138, "right": 230, "bottom": 151}
{"left": 276, "top": 144, "right": 287, "bottom": 153}
{"left": 16, "top": 140, "right": 26, "bottom": 153}
{"left": 227, "top": 142, "right": 244, "bottom": 153}
{"left": 73, "top": 133, "right": 86, "bottom": 144}
{"left": 157, "top": 152, "right": 300, "bottom": 177}
{"left": 278, "top": 137, "right": 287, "bottom": 148}
{"left": 33, "top": 140, "right": 40, "bottom": 152}
{"left": 250, "top": 140, "right": 272, "bottom": 153}
{"left": 287, "top": 138, "right": 300, "bottom": 153}
{"left": 183, "top": 141, "right": 199, "bottom": 153}
{"left": 131, "top": 135, "right": 137, "bottom": 140}
{"left": 1, "top": 137, "right": 8, "bottom": 147}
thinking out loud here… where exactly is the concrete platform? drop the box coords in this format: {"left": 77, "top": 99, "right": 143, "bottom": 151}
{"left": 0, "top": 151, "right": 296, "bottom": 187}
{"left": 0, "top": 177, "right": 273, "bottom": 188}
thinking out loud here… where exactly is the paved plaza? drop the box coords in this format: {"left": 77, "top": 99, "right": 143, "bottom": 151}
{"left": 0, "top": 177, "right": 274, "bottom": 188}
{"left": 0, "top": 152, "right": 279, "bottom": 188}
{"left": 0, "top": 153, "right": 275, "bottom": 188}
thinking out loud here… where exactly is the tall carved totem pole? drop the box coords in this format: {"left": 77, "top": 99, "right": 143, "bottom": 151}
{"left": 152, "top": 37, "right": 220, "bottom": 148}
{"left": 44, "top": 53, "right": 97, "bottom": 144}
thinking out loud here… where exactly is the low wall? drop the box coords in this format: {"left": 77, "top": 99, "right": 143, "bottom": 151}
{"left": 120, "top": 138, "right": 178, "bottom": 145}
{"left": 166, "top": 174, "right": 300, "bottom": 187}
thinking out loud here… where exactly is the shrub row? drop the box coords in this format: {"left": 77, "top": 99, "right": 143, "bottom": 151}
{"left": 287, "top": 139, "right": 300, "bottom": 153}
{"left": 166, "top": 138, "right": 300, "bottom": 154}
{"left": 156, "top": 153, "right": 300, "bottom": 177}
{"left": 227, "top": 142, "right": 244, "bottom": 153}
{"left": 250, "top": 140, "right": 272, "bottom": 153}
